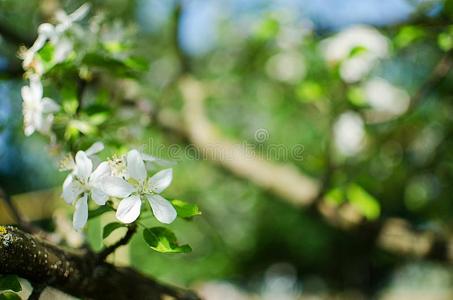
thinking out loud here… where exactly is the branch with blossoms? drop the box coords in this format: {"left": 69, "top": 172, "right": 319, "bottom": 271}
{"left": 0, "top": 3, "right": 201, "bottom": 299}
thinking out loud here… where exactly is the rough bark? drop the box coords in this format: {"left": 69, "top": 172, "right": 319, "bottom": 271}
{"left": 0, "top": 226, "right": 199, "bottom": 300}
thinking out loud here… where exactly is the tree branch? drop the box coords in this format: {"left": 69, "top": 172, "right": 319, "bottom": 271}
{"left": 97, "top": 224, "right": 137, "bottom": 262}
{"left": 0, "top": 226, "right": 200, "bottom": 300}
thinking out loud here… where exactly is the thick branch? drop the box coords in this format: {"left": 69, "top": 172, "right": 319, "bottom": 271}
{"left": 0, "top": 226, "right": 199, "bottom": 300}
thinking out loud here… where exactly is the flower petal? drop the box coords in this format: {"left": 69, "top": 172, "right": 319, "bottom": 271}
{"left": 85, "top": 142, "right": 104, "bottom": 156}
{"left": 147, "top": 169, "right": 173, "bottom": 193}
{"left": 127, "top": 149, "right": 147, "bottom": 183}
{"left": 69, "top": 3, "right": 91, "bottom": 22}
{"left": 42, "top": 97, "right": 60, "bottom": 113}
{"left": 21, "top": 85, "right": 32, "bottom": 104}
{"left": 146, "top": 194, "right": 177, "bottom": 224}
{"left": 29, "top": 76, "right": 43, "bottom": 102}
{"left": 74, "top": 151, "right": 92, "bottom": 180}
{"left": 53, "top": 38, "right": 73, "bottom": 63}
{"left": 101, "top": 176, "right": 134, "bottom": 198}
{"left": 62, "top": 175, "right": 83, "bottom": 204}
{"left": 29, "top": 34, "right": 47, "bottom": 53}
{"left": 116, "top": 195, "right": 142, "bottom": 224}
{"left": 37, "top": 23, "right": 56, "bottom": 38}
{"left": 73, "top": 194, "right": 88, "bottom": 231}
{"left": 91, "top": 187, "right": 108, "bottom": 205}
{"left": 89, "top": 161, "right": 110, "bottom": 185}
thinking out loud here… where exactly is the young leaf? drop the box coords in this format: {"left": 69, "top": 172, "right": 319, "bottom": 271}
{"left": 143, "top": 227, "right": 191, "bottom": 254}
{"left": 0, "top": 275, "right": 21, "bottom": 293}
{"left": 103, "top": 222, "right": 126, "bottom": 239}
{"left": 347, "top": 184, "right": 380, "bottom": 220}
{"left": 0, "top": 292, "right": 21, "bottom": 300}
{"left": 171, "top": 200, "right": 201, "bottom": 219}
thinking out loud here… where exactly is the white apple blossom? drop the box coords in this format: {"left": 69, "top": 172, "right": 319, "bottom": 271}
{"left": 21, "top": 76, "right": 60, "bottom": 136}
{"left": 102, "top": 149, "right": 177, "bottom": 224}
{"left": 320, "top": 25, "right": 389, "bottom": 83}
{"left": 363, "top": 78, "right": 410, "bottom": 119}
{"left": 333, "top": 111, "right": 366, "bottom": 157}
{"left": 21, "top": 3, "right": 91, "bottom": 70}
{"left": 62, "top": 149, "right": 111, "bottom": 231}
{"left": 59, "top": 142, "right": 105, "bottom": 171}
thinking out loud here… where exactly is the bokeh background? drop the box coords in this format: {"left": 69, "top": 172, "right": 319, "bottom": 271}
{"left": 1, "top": 0, "right": 453, "bottom": 299}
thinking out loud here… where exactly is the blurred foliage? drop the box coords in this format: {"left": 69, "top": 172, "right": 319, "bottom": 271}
{"left": 0, "top": 0, "right": 453, "bottom": 297}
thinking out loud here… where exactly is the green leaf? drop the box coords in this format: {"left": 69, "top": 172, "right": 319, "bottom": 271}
{"left": 348, "top": 46, "right": 368, "bottom": 58}
{"left": 103, "top": 222, "right": 126, "bottom": 239}
{"left": 255, "top": 17, "right": 279, "bottom": 40}
{"left": 143, "top": 227, "right": 192, "bottom": 254}
{"left": 61, "top": 86, "right": 78, "bottom": 115}
{"left": 88, "top": 205, "right": 113, "bottom": 219}
{"left": 0, "top": 275, "right": 21, "bottom": 293}
{"left": 171, "top": 200, "right": 201, "bottom": 219}
{"left": 82, "top": 53, "right": 141, "bottom": 78}
{"left": 0, "top": 292, "right": 21, "bottom": 300}
{"left": 325, "top": 188, "right": 345, "bottom": 206}
{"left": 394, "top": 26, "right": 425, "bottom": 49}
{"left": 296, "top": 81, "right": 324, "bottom": 103}
{"left": 347, "top": 87, "right": 367, "bottom": 107}
{"left": 347, "top": 184, "right": 380, "bottom": 220}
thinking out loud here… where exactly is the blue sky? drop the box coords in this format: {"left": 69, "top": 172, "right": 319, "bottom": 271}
{"left": 136, "top": 0, "right": 429, "bottom": 55}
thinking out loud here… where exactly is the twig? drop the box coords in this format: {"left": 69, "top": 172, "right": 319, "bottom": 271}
{"left": 408, "top": 51, "right": 452, "bottom": 112}
{"left": 29, "top": 284, "right": 46, "bottom": 300}
{"left": 172, "top": 2, "right": 191, "bottom": 74}
{"left": 97, "top": 224, "right": 137, "bottom": 262}
{"left": 75, "top": 77, "right": 88, "bottom": 115}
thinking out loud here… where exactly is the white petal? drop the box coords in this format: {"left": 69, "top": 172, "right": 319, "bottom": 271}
{"left": 73, "top": 194, "right": 88, "bottom": 231}
{"left": 147, "top": 194, "right": 177, "bottom": 224}
{"left": 29, "top": 34, "right": 47, "bottom": 53}
{"left": 127, "top": 149, "right": 147, "bottom": 183}
{"left": 38, "top": 114, "right": 53, "bottom": 135}
{"left": 38, "top": 23, "right": 56, "bottom": 38}
{"left": 147, "top": 169, "right": 173, "bottom": 193}
{"left": 62, "top": 175, "right": 83, "bottom": 204}
{"left": 91, "top": 187, "right": 108, "bottom": 205}
{"left": 42, "top": 97, "right": 60, "bottom": 113}
{"left": 101, "top": 176, "right": 134, "bottom": 198}
{"left": 116, "top": 195, "right": 142, "bottom": 224}
{"left": 24, "top": 123, "right": 35, "bottom": 136}
{"left": 29, "top": 76, "right": 43, "bottom": 101}
{"left": 21, "top": 86, "right": 32, "bottom": 104}
{"left": 141, "top": 153, "right": 157, "bottom": 162}
{"left": 69, "top": 3, "right": 91, "bottom": 22}
{"left": 85, "top": 142, "right": 104, "bottom": 156}
{"left": 53, "top": 38, "right": 73, "bottom": 63}
{"left": 89, "top": 161, "right": 110, "bottom": 185}
{"left": 74, "top": 151, "right": 92, "bottom": 180}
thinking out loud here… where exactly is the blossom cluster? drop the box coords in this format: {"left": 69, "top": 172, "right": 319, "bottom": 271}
{"left": 61, "top": 143, "right": 177, "bottom": 230}
{"left": 20, "top": 4, "right": 90, "bottom": 137}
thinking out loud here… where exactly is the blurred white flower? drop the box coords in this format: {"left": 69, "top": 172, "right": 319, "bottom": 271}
{"left": 21, "top": 3, "right": 90, "bottom": 70}
{"left": 266, "top": 51, "right": 306, "bottom": 84}
{"left": 62, "top": 150, "right": 111, "bottom": 230}
{"left": 55, "top": 3, "right": 91, "bottom": 33}
{"left": 321, "top": 25, "right": 389, "bottom": 83}
{"left": 363, "top": 78, "right": 410, "bottom": 119}
{"left": 21, "top": 76, "right": 59, "bottom": 136}
{"left": 21, "top": 34, "right": 47, "bottom": 73}
{"left": 333, "top": 111, "right": 366, "bottom": 156}
{"left": 102, "top": 149, "right": 177, "bottom": 224}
